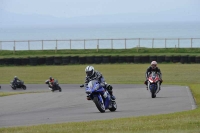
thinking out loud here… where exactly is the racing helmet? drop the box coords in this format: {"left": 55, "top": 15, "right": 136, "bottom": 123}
{"left": 49, "top": 76, "right": 52, "bottom": 80}
{"left": 14, "top": 76, "right": 17, "bottom": 79}
{"left": 151, "top": 61, "right": 157, "bottom": 69}
{"left": 85, "top": 66, "right": 94, "bottom": 77}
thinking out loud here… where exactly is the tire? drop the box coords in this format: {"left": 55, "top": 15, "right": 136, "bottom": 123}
{"left": 109, "top": 101, "right": 117, "bottom": 112}
{"left": 59, "top": 86, "right": 62, "bottom": 92}
{"left": 93, "top": 96, "right": 105, "bottom": 113}
{"left": 12, "top": 87, "right": 16, "bottom": 90}
{"left": 150, "top": 85, "right": 156, "bottom": 98}
{"left": 22, "top": 85, "right": 26, "bottom": 90}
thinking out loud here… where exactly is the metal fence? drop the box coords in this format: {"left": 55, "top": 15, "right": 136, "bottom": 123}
{"left": 0, "top": 38, "right": 200, "bottom": 51}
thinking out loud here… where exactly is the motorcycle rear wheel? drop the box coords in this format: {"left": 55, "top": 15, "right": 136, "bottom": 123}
{"left": 93, "top": 97, "right": 105, "bottom": 113}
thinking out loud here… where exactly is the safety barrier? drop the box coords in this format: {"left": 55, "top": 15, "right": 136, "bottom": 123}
{"left": 0, "top": 55, "right": 200, "bottom": 66}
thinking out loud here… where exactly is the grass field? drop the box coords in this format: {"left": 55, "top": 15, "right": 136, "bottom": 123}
{"left": 0, "top": 64, "right": 200, "bottom": 133}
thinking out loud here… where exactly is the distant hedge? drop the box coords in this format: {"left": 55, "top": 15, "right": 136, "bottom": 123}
{"left": 0, "top": 55, "right": 199, "bottom": 66}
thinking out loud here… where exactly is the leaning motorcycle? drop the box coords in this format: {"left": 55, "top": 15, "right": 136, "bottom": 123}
{"left": 45, "top": 79, "right": 62, "bottom": 92}
{"left": 80, "top": 80, "right": 117, "bottom": 113}
{"left": 10, "top": 80, "right": 26, "bottom": 90}
{"left": 147, "top": 72, "right": 161, "bottom": 98}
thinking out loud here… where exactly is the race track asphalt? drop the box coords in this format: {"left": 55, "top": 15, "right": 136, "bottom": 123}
{"left": 0, "top": 84, "right": 196, "bottom": 128}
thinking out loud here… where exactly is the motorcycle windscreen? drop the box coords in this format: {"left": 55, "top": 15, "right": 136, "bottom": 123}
{"left": 87, "top": 80, "right": 99, "bottom": 90}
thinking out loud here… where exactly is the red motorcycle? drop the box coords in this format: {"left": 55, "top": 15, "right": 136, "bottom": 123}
{"left": 147, "top": 72, "right": 161, "bottom": 98}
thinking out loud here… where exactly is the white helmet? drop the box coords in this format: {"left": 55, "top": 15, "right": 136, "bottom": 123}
{"left": 85, "top": 66, "right": 94, "bottom": 77}
{"left": 151, "top": 61, "right": 157, "bottom": 69}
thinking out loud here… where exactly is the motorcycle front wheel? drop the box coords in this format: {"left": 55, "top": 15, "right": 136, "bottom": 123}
{"left": 59, "top": 86, "right": 62, "bottom": 92}
{"left": 93, "top": 97, "right": 105, "bottom": 113}
{"left": 22, "top": 85, "right": 27, "bottom": 90}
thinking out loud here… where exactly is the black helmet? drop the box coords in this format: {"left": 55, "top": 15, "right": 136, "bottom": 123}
{"left": 49, "top": 76, "right": 52, "bottom": 80}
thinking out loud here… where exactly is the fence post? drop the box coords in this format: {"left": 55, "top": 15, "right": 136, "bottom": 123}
{"left": 152, "top": 38, "right": 154, "bottom": 48}
{"left": 28, "top": 41, "right": 30, "bottom": 50}
{"left": 70, "top": 39, "right": 71, "bottom": 49}
{"left": 55, "top": 46, "right": 57, "bottom": 53}
{"left": 56, "top": 40, "right": 58, "bottom": 48}
{"left": 191, "top": 38, "right": 193, "bottom": 48}
{"left": 42, "top": 40, "right": 43, "bottom": 50}
{"left": 138, "top": 38, "right": 140, "bottom": 47}
{"left": 0, "top": 41, "right": 2, "bottom": 50}
{"left": 13, "top": 41, "right": 16, "bottom": 54}
{"left": 55, "top": 40, "right": 58, "bottom": 53}
{"left": 125, "top": 38, "right": 126, "bottom": 49}
{"left": 97, "top": 44, "right": 99, "bottom": 52}
{"left": 178, "top": 38, "right": 180, "bottom": 48}
{"left": 84, "top": 39, "right": 85, "bottom": 49}
{"left": 97, "top": 39, "right": 99, "bottom": 49}
{"left": 111, "top": 39, "right": 113, "bottom": 49}
{"left": 165, "top": 38, "right": 166, "bottom": 48}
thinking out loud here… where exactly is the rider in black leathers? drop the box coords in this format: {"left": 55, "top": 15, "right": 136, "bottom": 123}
{"left": 144, "top": 61, "right": 163, "bottom": 90}
{"left": 12, "top": 76, "right": 21, "bottom": 86}
{"left": 84, "top": 66, "right": 115, "bottom": 100}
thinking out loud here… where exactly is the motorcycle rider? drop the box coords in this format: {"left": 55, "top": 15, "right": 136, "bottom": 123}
{"left": 12, "top": 76, "right": 21, "bottom": 86}
{"left": 144, "top": 61, "right": 163, "bottom": 90}
{"left": 83, "top": 66, "right": 116, "bottom": 101}
{"left": 48, "top": 76, "right": 55, "bottom": 89}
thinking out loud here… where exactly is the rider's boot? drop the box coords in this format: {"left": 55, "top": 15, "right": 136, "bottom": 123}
{"left": 86, "top": 95, "right": 91, "bottom": 100}
{"left": 108, "top": 90, "right": 116, "bottom": 100}
{"left": 144, "top": 80, "right": 148, "bottom": 90}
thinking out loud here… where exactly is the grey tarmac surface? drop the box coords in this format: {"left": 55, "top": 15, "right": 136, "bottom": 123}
{"left": 0, "top": 84, "right": 196, "bottom": 128}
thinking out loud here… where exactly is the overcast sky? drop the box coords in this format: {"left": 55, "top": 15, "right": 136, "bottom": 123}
{"left": 0, "top": 0, "right": 200, "bottom": 28}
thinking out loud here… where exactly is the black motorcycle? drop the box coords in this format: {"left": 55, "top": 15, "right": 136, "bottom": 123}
{"left": 45, "top": 79, "right": 62, "bottom": 92}
{"left": 10, "top": 80, "right": 26, "bottom": 90}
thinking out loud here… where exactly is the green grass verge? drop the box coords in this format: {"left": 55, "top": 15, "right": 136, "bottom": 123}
{"left": 1, "top": 48, "right": 200, "bottom": 58}
{"left": 0, "top": 64, "right": 200, "bottom": 133}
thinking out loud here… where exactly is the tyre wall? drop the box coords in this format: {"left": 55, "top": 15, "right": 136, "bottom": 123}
{"left": 0, "top": 55, "right": 199, "bottom": 66}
